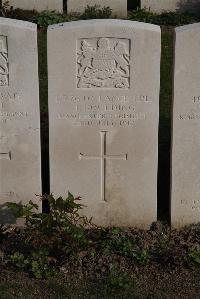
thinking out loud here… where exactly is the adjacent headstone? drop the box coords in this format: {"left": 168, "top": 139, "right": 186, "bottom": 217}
{"left": 48, "top": 20, "right": 161, "bottom": 228}
{"left": 141, "top": 0, "right": 200, "bottom": 14}
{"left": 171, "top": 23, "right": 200, "bottom": 227}
{"left": 3, "top": 0, "right": 63, "bottom": 13}
{"left": 67, "top": 0, "right": 127, "bottom": 18}
{"left": 0, "top": 18, "right": 41, "bottom": 221}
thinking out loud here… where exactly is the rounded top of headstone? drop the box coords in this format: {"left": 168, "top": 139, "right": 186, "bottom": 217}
{"left": 48, "top": 19, "right": 160, "bottom": 33}
{"left": 176, "top": 22, "right": 200, "bottom": 33}
{"left": 0, "top": 17, "right": 37, "bottom": 31}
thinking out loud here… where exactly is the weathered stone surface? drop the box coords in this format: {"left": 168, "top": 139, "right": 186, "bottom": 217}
{"left": 171, "top": 23, "right": 200, "bottom": 227}
{"left": 67, "top": 0, "right": 127, "bottom": 18}
{"left": 141, "top": 0, "right": 200, "bottom": 14}
{"left": 0, "top": 18, "right": 41, "bottom": 222}
{"left": 3, "top": 0, "right": 63, "bottom": 12}
{"left": 48, "top": 20, "right": 160, "bottom": 228}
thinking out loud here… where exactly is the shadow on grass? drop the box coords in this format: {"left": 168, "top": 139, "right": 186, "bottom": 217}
{"left": 38, "top": 30, "right": 50, "bottom": 213}
{"left": 157, "top": 28, "right": 174, "bottom": 222}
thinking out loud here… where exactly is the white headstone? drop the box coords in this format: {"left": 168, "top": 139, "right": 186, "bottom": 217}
{"left": 141, "top": 0, "right": 200, "bottom": 14}
{"left": 67, "top": 0, "right": 127, "bottom": 18}
{"left": 48, "top": 20, "right": 161, "bottom": 228}
{"left": 0, "top": 18, "right": 41, "bottom": 218}
{"left": 3, "top": 0, "right": 63, "bottom": 13}
{"left": 171, "top": 23, "right": 200, "bottom": 227}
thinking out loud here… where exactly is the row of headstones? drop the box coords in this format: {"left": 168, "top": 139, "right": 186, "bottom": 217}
{"left": 0, "top": 17, "right": 199, "bottom": 228}
{"left": 3, "top": 0, "right": 128, "bottom": 17}
{"left": 141, "top": 0, "right": 200, "bottom": 14}
{"left": 3, "top": 0, "right": 200, "bottom": 17}
{"left": 3, "top": 0, "right": 200, "bottom": 18}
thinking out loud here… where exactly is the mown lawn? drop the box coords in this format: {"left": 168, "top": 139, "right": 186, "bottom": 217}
{"left": 0, "top": 264, "right": 199, "bottom": 298}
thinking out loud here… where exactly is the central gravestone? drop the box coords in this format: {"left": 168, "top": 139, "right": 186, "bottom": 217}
{"left": 0, "top": 18, "right": 41, "bottom": 221}
{"left": 48, "top": 20, "right": 161, "bottom": 228}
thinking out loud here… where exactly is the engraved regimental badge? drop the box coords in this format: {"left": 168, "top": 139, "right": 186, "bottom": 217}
{"left": 0, "top": 37, "right": 9, "bottom": 87}
{"left": 77, "top": 38, "right": 130, "bottom": 89}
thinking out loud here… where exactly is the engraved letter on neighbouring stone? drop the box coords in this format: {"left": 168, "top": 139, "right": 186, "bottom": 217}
{"left": 77, "top": 38, "right": 130, "bottom": 89}
{"left": 0, "top": 36, "right": 9, "bottom": 87}
{"left": 0, "top": 151, "right": 11, "bottom": 160}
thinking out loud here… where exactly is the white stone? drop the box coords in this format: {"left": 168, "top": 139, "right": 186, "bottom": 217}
{"left": 67, "top": 0, "right": 127, "bottom": 18}
{"left": 171, "top": 23, "right": 200, "bottom": 227}
{"left": 141, "top": 0, "right": 200, "bottom": 14}
{"left": 3, "top": 0, "right": 63, "bottom": 13}
{"left": 48, "top": 20, "right": 161, "bottom": 228}
{"left": 0, "top": 18, "right": 41, "bottom": 221}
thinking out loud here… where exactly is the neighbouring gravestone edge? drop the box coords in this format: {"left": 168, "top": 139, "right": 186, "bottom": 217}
{"left": 171, "top": 23, "right": 200, "bottom": 227}
{"left": 175, "top": 22, "right": 200, "bottom": 33}
{"left": 2, "top": 0, "right": 63, "bottom": 13}
{"left": 0, "top": 17, "right": 37, "bottom": 30}
{"left": 0, "top": 15, "right": 41, "bottom": 218}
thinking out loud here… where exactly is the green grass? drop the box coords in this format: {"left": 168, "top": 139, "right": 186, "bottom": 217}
{"left": 0, "top": 269, "right": 199, "bottom": 299}
{"left": 0, "top": 282, "right": 24, "bottom": 299}
{"left": 0, "top": 280, "right": 72, "bottom": 299}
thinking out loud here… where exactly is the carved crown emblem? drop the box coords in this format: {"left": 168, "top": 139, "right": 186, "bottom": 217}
{"left": 77, "top": 38, "right": 130, "bottom": 89}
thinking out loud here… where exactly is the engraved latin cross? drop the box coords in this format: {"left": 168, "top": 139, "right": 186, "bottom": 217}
{"left": 79, "top": 131, "right": 127, "bottom": 201}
